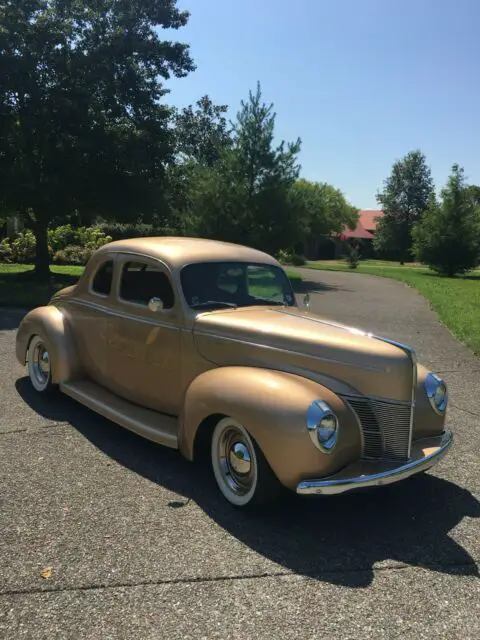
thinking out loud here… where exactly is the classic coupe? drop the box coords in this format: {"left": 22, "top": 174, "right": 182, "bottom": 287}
{"left": 16, "top": 237, "right": 452, "bottom": 508}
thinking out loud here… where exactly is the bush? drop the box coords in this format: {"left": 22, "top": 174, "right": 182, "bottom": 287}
{"left": 0, "top": 238, "right": 13, "bottom": 263}
{"left": 2, "top": 224, "right": 112, "bottom": 265}
{"left": 345, "top": 243, "right": 360, "bottom": 269}
{"left": 276, "top": 248, "right": 307, "bottom": 266}
{"left": 11, "top": 230, "right": 37, "bottom": 263}
{"left": 48, "top": 224, "right": 79, "bottom": 252}
{"left": 53, "top": 244, "right": 92, "bottom": 265}
{"left": 290, "top": 253, "right": 307, "bottom": 266}
{"left": 48, "top": 224, "right": 112, "bottom": 254}
{"left": 96, "top": 222, "right": 176, "bottom": 241}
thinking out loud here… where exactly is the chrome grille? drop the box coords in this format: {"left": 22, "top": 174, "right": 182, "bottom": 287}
{"left": 343, "top": 396, "right": 412, "bottom": 462}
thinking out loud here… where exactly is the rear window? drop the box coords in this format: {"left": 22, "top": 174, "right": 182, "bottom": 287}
{"left": 92, "top": 260, "right": 114, "bottom": 296}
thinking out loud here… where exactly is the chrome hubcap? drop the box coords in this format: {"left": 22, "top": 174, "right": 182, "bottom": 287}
{"left": 228, "top": 442, "right": 252, "bottom": 475}
{"left": 32, "top": 343, "right": 50, "bottom": 386}
{"left": 218, "top": 427, "right": 255, "bottom": 496}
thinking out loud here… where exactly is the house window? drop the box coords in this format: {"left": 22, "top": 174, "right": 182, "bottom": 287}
{"left": 119, "top": 261, "right": 175, "bottom": 309}
{"left": 92, "top": 260, "right": 114, "bottom": 297}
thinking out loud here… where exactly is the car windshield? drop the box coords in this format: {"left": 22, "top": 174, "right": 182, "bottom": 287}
{"left": 180, "top": 261, "right": 296, "bottom": 310}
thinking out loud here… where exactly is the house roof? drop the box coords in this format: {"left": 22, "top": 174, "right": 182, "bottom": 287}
{"left": 339, "top": 210, "right": 384, "bottom": 240}
{"left": 359, "top": 209, "right": 384, "bottom": 232}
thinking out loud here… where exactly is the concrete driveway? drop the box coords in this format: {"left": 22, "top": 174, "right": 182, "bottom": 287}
{"left": 1, "top": 268, "right": 479, "bottom": 639}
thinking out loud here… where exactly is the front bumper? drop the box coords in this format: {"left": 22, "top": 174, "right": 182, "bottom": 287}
{"left": 296, "top": 430, "right": 453, "bottom": 496}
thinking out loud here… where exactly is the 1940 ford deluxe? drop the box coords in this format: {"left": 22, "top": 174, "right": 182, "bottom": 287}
{"left": 16, "top": 237, "right": 452, "bottom": 508}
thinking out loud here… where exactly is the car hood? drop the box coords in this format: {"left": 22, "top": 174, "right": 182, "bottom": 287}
{"left": 193, "top": 306, "right": 415, "bottom": 402}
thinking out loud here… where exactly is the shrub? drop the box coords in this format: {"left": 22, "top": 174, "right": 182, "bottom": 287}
{"left": 53, "top": 244, "right": 92, "bottom": 265}
{"left": 290, "top": 253, "right": 307, "bottom": 266}
{"left": 48, "top": 224, "right": 79, "bottom": 252}
{"left": 276, "top": 248, "right": 307, "bottom": 266}
{"left": 11, "top": 230, "right": 37, "bottom": 263}
{"left": 345, "top": 243, "right": 360, "bottom": 269}
{"left": 96, "top": 222, "right": 176, "bottom": 241}
{"left": 0, "top": 238, "right": 13, "bottom": 263}
{"left": 48, "top": 224, "right": 112, "bottom": 253}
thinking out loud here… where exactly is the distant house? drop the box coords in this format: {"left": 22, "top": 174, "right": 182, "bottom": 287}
{"left": 299, "top": 209, "right": 384, "bottom": 260}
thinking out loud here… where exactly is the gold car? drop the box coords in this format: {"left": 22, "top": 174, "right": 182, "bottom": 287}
{"left": 16, "top": 237, "right": 452, "bottom": 508}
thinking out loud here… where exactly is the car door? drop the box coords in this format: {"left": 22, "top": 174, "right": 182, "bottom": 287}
{"left": 68, "top": 254, "right": 116, "bottom": 389}
{"left": 106, "top": 255, "right": 182, "bottom": 415}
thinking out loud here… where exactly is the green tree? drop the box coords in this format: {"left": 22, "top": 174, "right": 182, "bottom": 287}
{"left": 0, "top": 0, "right": 194, "bottom": 278}
{"left": 173, "top": 95, "right": 232, "bottom": 166}
{"left": 289, "top": 179, "right": 358, "bottom": 239}
{"left": 374, "top": 150, "right": 435, "bottom": 263}
{"left": 186, "top": 82, "right": 302, "bottom": 254}
{"left": 413, "top": 164, "right": 480, "bottom": 276}
{"left": 165, "top": 96, "right": 232, "bottom": 231}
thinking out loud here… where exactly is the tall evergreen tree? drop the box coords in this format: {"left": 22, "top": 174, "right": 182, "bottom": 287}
{"left": 413, "top": 164, "right": 480, "bottom": 276}
{"left": 374, "top": 150, "right": 434, "bottom": 263}
{"left": 186, "top": 82, "right": 302, "bottom": 254}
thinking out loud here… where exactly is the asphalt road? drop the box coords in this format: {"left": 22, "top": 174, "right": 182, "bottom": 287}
{"left": 1, "top": 268, "right": 479, "bottom": 639}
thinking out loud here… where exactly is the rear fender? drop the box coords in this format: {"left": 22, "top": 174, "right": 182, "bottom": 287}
{"left": 179, "top": 366, "right": 362, "bottom": 491}
{"left": 16, "top": 306, "right": 81, "bottom": 384}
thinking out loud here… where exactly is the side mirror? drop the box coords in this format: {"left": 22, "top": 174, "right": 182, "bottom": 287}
{"left": 303, "top": 293, "right": 310, "bottom": 310}
{"left": 148, "top": 297, "right": 164, "bottom": 312}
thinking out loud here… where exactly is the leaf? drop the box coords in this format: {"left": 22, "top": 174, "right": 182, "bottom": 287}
{"left": 40, "top": 567, "right": 52, "bottom": 579}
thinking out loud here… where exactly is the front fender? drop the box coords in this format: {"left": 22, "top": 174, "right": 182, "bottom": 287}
{"left": 16, "top": 306, "right": 81, "bottom": 384}
{"left": 179, "top": 366, "right": 362, "bottom": 491}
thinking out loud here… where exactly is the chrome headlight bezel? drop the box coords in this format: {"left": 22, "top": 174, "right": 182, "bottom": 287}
{"left": 307, "top": 400, "right": 339, "bottom": 453}
{"left": 425, "top": 372, "right": 448, "bottom": 415}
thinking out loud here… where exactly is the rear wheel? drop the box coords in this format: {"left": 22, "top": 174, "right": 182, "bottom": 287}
{"left": 27, "top": 335, "right": 54, "bottom": 394}
{"left": 210, "top": 417, "right": 282, "bottom": 509}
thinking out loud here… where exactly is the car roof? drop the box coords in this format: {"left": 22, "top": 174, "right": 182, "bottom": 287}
{"left": 96, "top": 236, "right": 280, "bottom": 269}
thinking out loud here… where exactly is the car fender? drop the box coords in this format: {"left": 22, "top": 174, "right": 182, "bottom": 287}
{"left": 16, "top": 306, "right": 81, "bottom": 384}
{"left": 179, "top": 366, "right": 362, "bottom": 491}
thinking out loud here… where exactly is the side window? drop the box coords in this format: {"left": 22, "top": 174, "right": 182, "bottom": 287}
{"left": 92, "top": 260, "right": 114, "bottom": 296}
{"left": 119, "top": 261, "right": 175, "bottom": 309}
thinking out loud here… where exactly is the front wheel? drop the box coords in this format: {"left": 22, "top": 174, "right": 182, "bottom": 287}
{"left": 27, "top": 335, "right": 54, "bottom": 394}
{"left": 211, "top": 417, "right": 282, "bottom": 509}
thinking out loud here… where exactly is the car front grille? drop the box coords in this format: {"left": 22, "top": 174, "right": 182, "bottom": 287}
{"left": 342, "top": 395, "right": 413, "bottom": 462}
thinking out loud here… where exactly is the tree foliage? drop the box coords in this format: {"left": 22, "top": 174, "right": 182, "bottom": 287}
{"left": 289, "top": 179, "right": 358, "bottom": 238}
{"left": 173, "top": 95, "right": 231, "bottom": 166}
{"left": 0, "top": 0, "right": 194, "bottom": 277}
{"left": 185, "top": 82, "right": 303, "bottom": 255}
{"left": 374, "top": 150, "right": 435, "bottom": 263}
{"left": 413, "top": 165, "right": 480, "bottom": 276}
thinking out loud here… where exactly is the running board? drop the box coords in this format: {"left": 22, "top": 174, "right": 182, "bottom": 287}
{"left": 60, "top": 380, "right": 178, "bottom": 449}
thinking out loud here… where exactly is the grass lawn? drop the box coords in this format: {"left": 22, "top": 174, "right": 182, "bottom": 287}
{"left": 307, "top": 260, "right": 480, "bottom": 354}
{"left": 0, "top": 264, "right": 302, "bottom": 310}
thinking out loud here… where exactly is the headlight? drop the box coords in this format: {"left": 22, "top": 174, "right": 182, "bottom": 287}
{"left": 425, "top": 372, "right": 448, "bottom": 415}
{"left": 307, "top": 400, "right": 339, "bottom": 453}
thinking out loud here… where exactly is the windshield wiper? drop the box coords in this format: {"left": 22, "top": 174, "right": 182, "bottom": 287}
{"left": 191, "top": 300, "right": 238, "bottom": 310}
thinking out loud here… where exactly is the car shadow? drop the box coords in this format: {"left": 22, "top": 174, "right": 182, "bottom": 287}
{"left": 0, "top": 308, "right": 26, "bottom": 331}
{"left": 291, "top": 278, "right": 348, "bottom": 295}
{"left": 16, "top": 377, "right": 480, "bottom": 588}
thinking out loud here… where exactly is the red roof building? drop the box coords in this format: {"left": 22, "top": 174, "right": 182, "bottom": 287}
{"left": 340, "top": 209, "right": 384, "bottom": 241}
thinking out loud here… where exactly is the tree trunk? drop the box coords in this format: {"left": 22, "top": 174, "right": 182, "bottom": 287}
{"left": 33, "top": 222, "right": 51, "bottom": 280}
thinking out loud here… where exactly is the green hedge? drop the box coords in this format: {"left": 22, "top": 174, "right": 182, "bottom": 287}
{"left": 0, "top": 225, "right": 112, "bottom": 266}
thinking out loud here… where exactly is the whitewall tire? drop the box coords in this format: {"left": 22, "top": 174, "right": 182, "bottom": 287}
{"left": 27, "top": 335, "right": 53, "bottom": 394}
{"left": 211, "top": 417, "right": 281, "bottom": 509}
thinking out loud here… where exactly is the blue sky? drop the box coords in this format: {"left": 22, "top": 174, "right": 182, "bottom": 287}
{"left": 164, "top": 0, "right": 480, "bottom": 208}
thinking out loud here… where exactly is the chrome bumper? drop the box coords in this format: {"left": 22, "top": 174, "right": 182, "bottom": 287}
{"left": 296, "top": 430, "right": 453, "bottom": 496}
